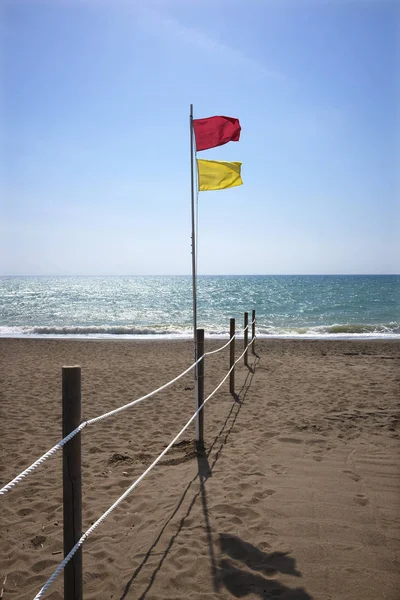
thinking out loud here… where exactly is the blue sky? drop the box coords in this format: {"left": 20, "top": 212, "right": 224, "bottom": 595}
{"left": 1, "top": 0, "right": 398, "bottom": 275}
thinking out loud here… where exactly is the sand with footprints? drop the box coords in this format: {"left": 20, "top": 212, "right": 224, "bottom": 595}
{"left": 1, "top": 338, "right": 399, "bottom": 599}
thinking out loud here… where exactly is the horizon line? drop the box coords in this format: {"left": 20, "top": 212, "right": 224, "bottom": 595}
{"left": 1, "top": 273, "right": 399, "bottom": 278}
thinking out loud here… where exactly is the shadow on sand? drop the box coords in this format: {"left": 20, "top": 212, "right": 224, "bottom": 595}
{"left": 119, "top": 355, "right": 312, "bottom": 599}
{"left": 218, "top": 534, "right": 311, "bottom": 599}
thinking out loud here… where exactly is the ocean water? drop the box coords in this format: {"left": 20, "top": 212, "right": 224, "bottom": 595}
{"left": 0, "top": 275, "right": 399, "bottom": 339}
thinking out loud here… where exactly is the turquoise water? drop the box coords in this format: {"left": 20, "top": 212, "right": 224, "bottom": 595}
{"left": 0, "top": 275, "right": 399, "bottom": 339}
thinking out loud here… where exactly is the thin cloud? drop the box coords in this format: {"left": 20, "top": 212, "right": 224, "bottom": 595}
{"left": 137, "top": 5, "right": 285, "bottom": 81}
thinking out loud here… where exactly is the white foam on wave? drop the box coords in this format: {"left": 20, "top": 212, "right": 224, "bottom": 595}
{"left": 0, "top": 325, "right": 192, "bottom": 339}
{"left": 0, "top": 322, "right": 399, "bottom": 340}
{"left": 256, "top": 322, "right": 400, "bottom": 339}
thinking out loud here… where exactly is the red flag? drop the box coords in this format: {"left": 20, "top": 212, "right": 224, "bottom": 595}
{"left": 193, "top": 116, "right": 241, "bottom": 152}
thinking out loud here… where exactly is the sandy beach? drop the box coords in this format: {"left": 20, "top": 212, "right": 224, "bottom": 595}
{"left": 1, "top": 337, "right": 399, "bottom": 600}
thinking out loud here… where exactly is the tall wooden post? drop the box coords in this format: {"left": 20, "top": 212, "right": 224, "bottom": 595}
{"left": 244, "top": 312, "right": 249, "bottom": 367}
{"left": 252, "top": 309, "right": 256, "bottom": 354}
{"left": 62, "top": 366, "right": 83, "bottom": 600}
{"left": 229, "top": 318, "right": 235, "bottom": 395}
{"left": 196, "top": 329, "right": 205, "bottom": 443}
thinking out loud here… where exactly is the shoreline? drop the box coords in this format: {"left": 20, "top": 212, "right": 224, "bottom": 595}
{"left": 1, "top": 333, "right": 400, "bottom": 342}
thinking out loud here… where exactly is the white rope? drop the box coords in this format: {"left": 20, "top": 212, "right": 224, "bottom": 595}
{"left": 244, "top": 317, "right": 256, "bottom": 332}
{"left": 0, "top": 355, "right": 203, "bottom": 495}
{"left": 205, "top": 335, "right": 255, "bottom": 402}
{"left": 204, "top": 334, "right": 235, "bottom": 356}
{"left": 0, "top": 423, "right": 88, "bottom": 496}
{"left": 32, "top": 335, "right": 256, "bottom": 600}
{"left": 86, "top": 354, "right": 202, "bottom": 426}
{"left": 1, "top": 327, "right": 257, "bottom": 496}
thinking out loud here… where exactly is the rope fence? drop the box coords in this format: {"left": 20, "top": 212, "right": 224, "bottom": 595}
{"left": 0, "top": 355, "right": 204, "bottom": 495}
{"left": 2, "top": 311, "right": 258, "bottom": 600}
{"left": 203, "top": 334, "right": 236, "bottom": 356}
{"left": 0, "top": 318, "right": 255, "bottom": 496}
{"left": 33, "top": 332, "right": 256, "bottom": 600}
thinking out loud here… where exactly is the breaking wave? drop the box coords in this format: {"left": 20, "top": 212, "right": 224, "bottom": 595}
{"left": 257, "top": 322, "right": 400, "bottom": 338}
{"left": 0, "top": 322, "right": 399, "bottom": 339}
{"left": 0, "top": 325, "right": 192, "bottom": 338}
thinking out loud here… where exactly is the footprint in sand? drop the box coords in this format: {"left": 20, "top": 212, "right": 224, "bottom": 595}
{"left": 305, "top": 439, "right": 327, "bottom": 462}
{"left": 252, "top": 489, "right": 277, "bottom": 503}
{"left": 312, "top": 454, "right": 324, "bottom": 462}
{"left": 343, "top": 469, "right": 361, "bottom": 482}
{"left": 354, "top": 494, "right": 369, "bottom": 506}
{"left": 264, "top": 432, "right": 279, "bottom": 440}
{"left": 17, "top": 507, "right": 34, "bottom": 517}
{"left": 271, "top": 464, "right": 287, "bottom": 475}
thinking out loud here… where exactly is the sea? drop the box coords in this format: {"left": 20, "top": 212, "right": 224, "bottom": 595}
{"left": 0, "top": 275, "right": 399, "bottom": 340}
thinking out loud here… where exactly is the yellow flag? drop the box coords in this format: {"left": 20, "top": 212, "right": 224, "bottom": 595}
{"left": 197, "top": 159, "right": 243, "bottom": 191}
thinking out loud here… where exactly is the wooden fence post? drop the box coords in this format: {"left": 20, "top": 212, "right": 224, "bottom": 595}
{"left": 229, "top": 318, "right": 235, "bottom": 395}
{"left": 62, "top": 366, "right": 83, "bottom": 600}
{"left": 196, "top": 329, "right": 205, "bottom": 443}
{"left": 252, "top": 309, "right": 256, "bottom": 355}
{"left": 244, "top": 312, "right": 249, "bottom": 367}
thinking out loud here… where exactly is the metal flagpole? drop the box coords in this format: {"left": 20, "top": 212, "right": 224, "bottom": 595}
{"left": 190, "top": 104, "right": 197, "bottom": 342}
{"left": 190, "top": 104, "right": 201, "bottom": 442}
